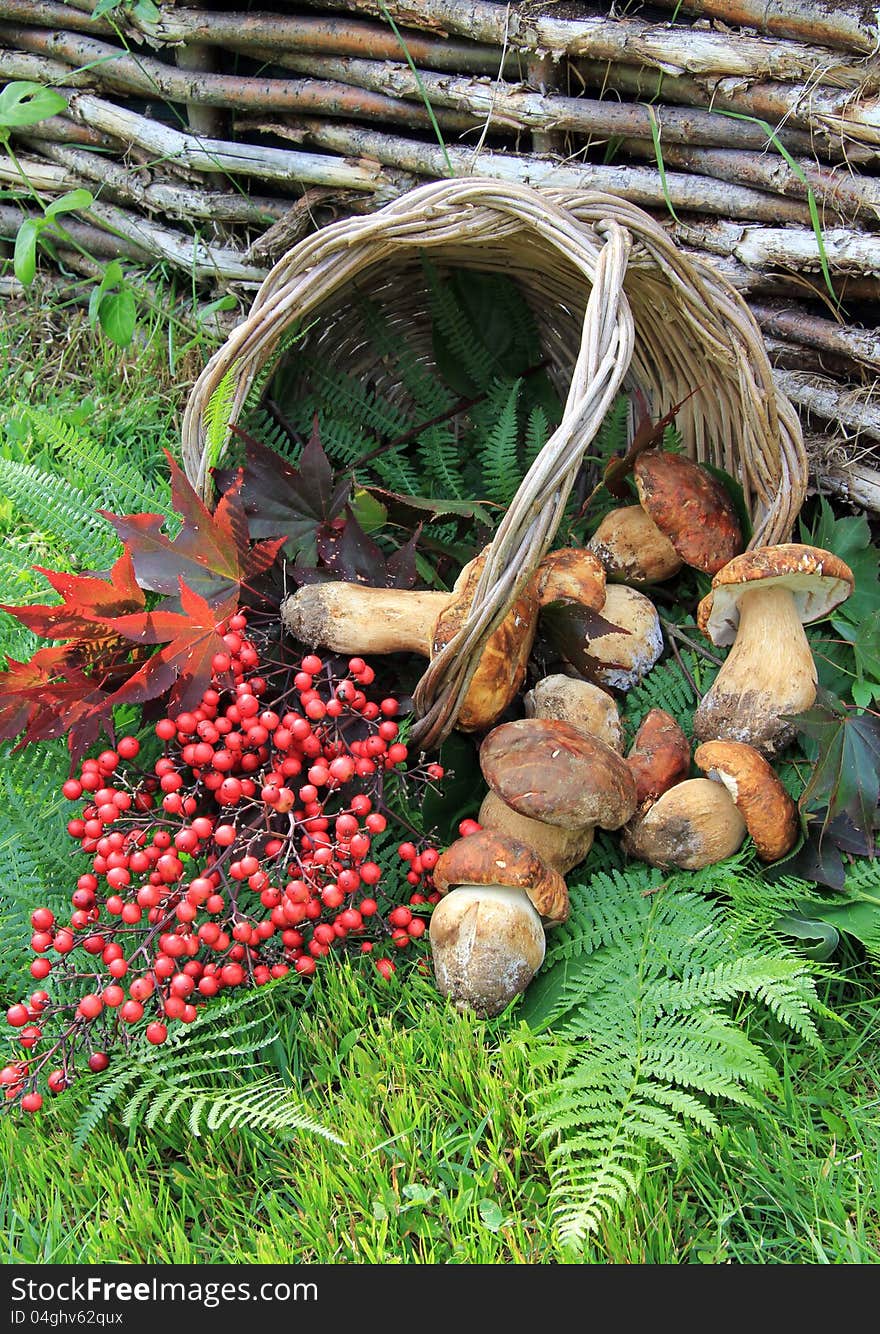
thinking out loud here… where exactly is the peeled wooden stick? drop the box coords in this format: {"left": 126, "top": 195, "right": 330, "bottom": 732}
{"left": 646, "top": 0, "right": 879, "bottom": 54}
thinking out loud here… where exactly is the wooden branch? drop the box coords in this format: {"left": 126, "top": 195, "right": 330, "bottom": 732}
{"left": 260, "top": 116, "right": 813, "bottom": 223}
{"left": 62, "top": 92, "right": 415, "bottom": 195}
{"left": 266, "top": 50, "right": 824, "bottom": 157}
{"left": 0, "top": 26, "right": 477, "bottom": 133}
{"left": 676, "top": 244, "right": 880, "bottom": 301}
{"left": 805, "top": 435, "right": 880, "bottom": 511}
{"left": 0, "top": 203, "right": 152, "bottom": 262}
{"left": 574, "top": 60, "right": 880, "bottom": 156}
{"left": 773, "top": 367, "right": 880, "bottom": 441}
{"left": 22, "top": 138, "right": 292, "bottom": 225}
{"left": 668, "top": 217, "right": 880, "bottom": 278}
{"left": 750, "top": 299, "right": 880, "bottom": 373}
{"left": 619, "top": 139, "right": 880, "bottom": 227}
{"left": 0, "top": 0, "right": 514, "bottom": 76}
{"left": 646, "top": 0, "right": 880, "bottom": 55}
{"left": 298, "top": 0, "right": 869, "bottom": 85}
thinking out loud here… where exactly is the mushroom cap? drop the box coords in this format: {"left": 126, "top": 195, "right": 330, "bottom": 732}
{"left": 432, "top": 829, "right": 569, "bottom": 923}
{"left": 633, "top": 450, "right": 743, "bottom": 576}
{"left": 583, "top": 584, "right": 663, "bottom": 691}
{"left": 480, "top": 718, "right": 637, "bottom": 831}
{"left": 693, "top": 739, "right": 799, "bottom": 862}
{"left": 524, "top": 673, "right": 624, "bottom": 753}
{"left": 697, "top": 544, "right": 854, "bottom": 647}
{"left": 626, "top": 708, "right": 691, "bottom": 806}
{"left": 429, "top": 885, "right": 546, "bottom": 1017}
{"left": 432, "top": 553, "right": 540, "bottom": 731}
{"left": 536, "top": 547, "right": 606, "bottom": 609}
{"left": 621, "top": 777, "right": 747, "bottom": 870}
{"left": 588, "top": 504, "right": 683, "bottom": 586}
{"left": 477, "top": 789, "right": 595, "bottom": 876}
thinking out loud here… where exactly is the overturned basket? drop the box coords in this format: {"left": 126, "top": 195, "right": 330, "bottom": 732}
{"left": 181, "top": 177, "right": 807, "bottom": 751}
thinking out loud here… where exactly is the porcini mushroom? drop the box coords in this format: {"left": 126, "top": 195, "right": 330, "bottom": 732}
{"left": 535, "top": 546, "right": 606, "bottom": 609}
{"left": 281, "top": 548, "right": 539, "bottom": 732}
{"left": 588, "top": 449, "right": 742, "bottom": 584}
{"left": 579, "top": 584, "right": 664, "bottom": 691}
{"left": 523, "top": 674, "right": 624, "bottom": 753}
{"left": 476, "top": 790, "right": 595, "bottom": 874}
{"left": 479, "top": 717, "right": 637, "bottom": 830}
{"left": 693, "top": 544, "right": 854, "bottom": 756}
{"left": 693, "top": 740, "right": 799, "bottom": 862}
{"left": 625, "top": 708, "right": 691, "bottom": 808}
{"left": 429, "top": 830, "right": 569, "bottom": 1016}
{"left": 621, "top": 777, "right": 747, "bottom": 870}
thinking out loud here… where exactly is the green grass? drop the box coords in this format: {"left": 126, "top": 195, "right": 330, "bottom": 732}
{"left": 1, "top": 292, "right": 879, "bottom": 1266}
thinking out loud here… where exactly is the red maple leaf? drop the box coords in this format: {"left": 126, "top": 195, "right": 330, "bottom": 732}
{"left": 0, "top": 646, "right": 111, "bottom": 758}
{"left": 105, "top": 579, "right": 237, "bottom": 715}
{"left": 101, "top": 452, "right": 284, "bottom": 607}
{"left": 1, "top": 550, "right": 144, "bottom": 641}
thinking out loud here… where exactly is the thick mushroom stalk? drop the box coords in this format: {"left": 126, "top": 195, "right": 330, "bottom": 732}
{"left": 693, "top": 545, "right": 854, "bottom": 756}
{"left": 429, "top": 885, "right": 546, "bottom": 1018}
{"left": 281, "top": 548, "right": 540, "bottom": 732}
{"left": 429, "top": 831, "right": 569, "bottom": 1016}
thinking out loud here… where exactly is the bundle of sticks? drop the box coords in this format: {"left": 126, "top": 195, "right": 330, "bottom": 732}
{"left": 0, "top": 0, "right": 877, "bottom": 508}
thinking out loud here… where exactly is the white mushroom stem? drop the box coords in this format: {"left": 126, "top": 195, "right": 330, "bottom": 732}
{"left": 694, "top": 583, "right": 817, "bottom": 755}
{"left": 281, "top": 582, "right": 449, "bottom": 656}
{"left": 429, "top": 884, "right": 546, "bottom": 1017}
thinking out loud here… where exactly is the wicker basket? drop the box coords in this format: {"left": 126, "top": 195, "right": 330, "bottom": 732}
{"left": 181, "top": 177, "right": 807, "bottom": 750}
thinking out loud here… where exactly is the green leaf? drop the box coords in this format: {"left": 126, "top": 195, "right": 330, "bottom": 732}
{"left": 348, "top": 487, "right": 388, "bottom": 534}
{"left": 13, "top": 218, "right": 41, "bottom": 285}
{"left": 97, "top": 288, "right": 137, "bottom": 347}
{"left": 401, "top": 1184, "right": 438, "bottom": 1208}
{"left": 775, "top": 912, "right": 840, "bottom": 962}
{"left": 44, "top": 188, "right": 93, "bottom": 220}
{"left": 478, "top": 1199, "right": 505, "bottom": 1231}
{"left": 419, "top": 730, "right": 482, "bottom": 844}
{"left": 133, "top": 0, "right": 161, "bottom": 19}
{"left": 796, "top": 694, "right": 880, "bottom": 844}
{"left": 801, "top": 499, "right": 880, "bottom": 631}
{"left": 0, "top": 82, "right": 67, "bottom": 129}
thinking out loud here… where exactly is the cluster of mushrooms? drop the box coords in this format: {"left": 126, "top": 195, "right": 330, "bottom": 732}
{"left": 282, "top": 448, "right": 855, "bottom": 1017}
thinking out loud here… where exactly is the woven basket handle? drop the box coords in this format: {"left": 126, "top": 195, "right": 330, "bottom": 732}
{"left": 410, "top": 219, "right": 635, "bottom": 752}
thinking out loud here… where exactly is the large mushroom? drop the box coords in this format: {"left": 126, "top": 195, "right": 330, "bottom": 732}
{"left": 693, "top": 544, "right": 854, "bottom": 756}
{"left": 429, "top": 830, "right": 569, "bottom": 1016}
{"left": 281, "top": 548, "right": 540, "bottom": 732}
{"left": 621, "top": 777, "right": 747, "bottom": 870}
{"left": 625, "top": 708, "right": 691, "bottom": 808}
{"left": 578, "top": 584, "right": 664, "bottom": 691}
{"left": 588, "top": 448, "right": 742, "bottom": 585}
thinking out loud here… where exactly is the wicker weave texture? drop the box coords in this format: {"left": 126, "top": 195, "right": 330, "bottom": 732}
{"left": 181, "top": 178, "right": 808, "bottom": 746}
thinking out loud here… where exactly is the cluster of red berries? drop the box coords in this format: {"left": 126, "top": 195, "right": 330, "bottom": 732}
{"left": 3, "top": 612, "right": 445, "bottom": 1113}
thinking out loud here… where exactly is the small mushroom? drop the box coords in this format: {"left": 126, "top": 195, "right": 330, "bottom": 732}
{"left": 621, "top": 777, "right": 747, "bottom": 870}
{"left": 429, "top": 830, "right": 569, "bottom": 1016}
{"left": 625, "top": 708, "right": 691, "bottom": 807}
{"left": 581, "top": 584, "right": 663, "bottom": 691}
{"left": 480, "top": 717, "right": 637, "bottom": 830}
{"left": 282, "top": 548, "right": 540, "bottom": 732}
{"left": 694, "top": 739, "right": 799, "bottom": 862}
{"left": 588, "top": 449, "right": 742, "bottom": 584}
{"left": 523, "top": 674, "right": 624, "bottom": 753}
{"left": 693, "top": 544, "right": 854, "bottom": 756}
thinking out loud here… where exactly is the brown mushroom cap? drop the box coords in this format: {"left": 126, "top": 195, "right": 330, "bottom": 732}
{"left": 633, "top": 450, "right": 743, "bottom": 576}
{"left": 697, "top": 544, "right": 854, "bottom": 647}
{"left": 621, "top": 777, "right": 747, "bottom": 870}
{"left": 626, "top": 708, "right": 691, "bottom": 807}
{"left": 693, "top": 740, "right": 799, "bottom": 862}
{"left": 535, "top": 547, "right": 606, "bottom": 609}
{"left": 433, "top": 553, "right": 540, "bottom": 731}
{"left": 480, "top": 718, "right": 637, "bottom": 831}
{"left": 432, "top": 829, "right": 569, "bottom": 924}
{"left": 477, "top": 789, "right": 595, "bottom": 876}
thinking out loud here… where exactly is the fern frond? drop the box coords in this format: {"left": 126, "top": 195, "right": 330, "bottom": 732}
{"left": 524, "top": 866, "right": 825, "bottom": 1249}
{"left": 0, "top": 458, "right": 117, "bottom": 568}
{"left": 203, "top": 367, "right": 238, "bottom": 474}
{"left": 22, "top": 408, "right": 171, "bottom": 519}
{"left": 523, "top": 404, "right": 549, "bottom": 472}
{"left": 477, "top": 379, "right": 522, "bottom": 506}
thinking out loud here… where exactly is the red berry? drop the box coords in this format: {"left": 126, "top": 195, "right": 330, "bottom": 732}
{"left": 146, "top": 1022, "right": 168, "bottom": 1045}
{"left": 458, "top": 819, "right": 482, "bottom": 838}
{"left": 21, "top": 1092, "right": 43, "bottom": 1113}
{"left": 77, "top": 994, "right": 103, "bottom": 1020}
{"left": 88, "top": 1052, "right": 110, "bottom": 1073}
{"left": 120, "top": 1000, "right": 144, "bottom": 1024}
{"left": 62, "top": 779, "right": 83, "bottom": 800}
{"left": 375, "top": 958, "right": 395, "bottom": 980}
